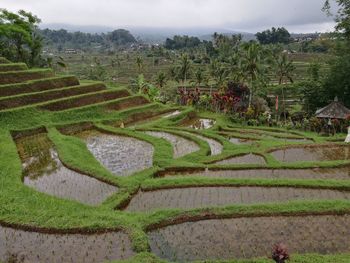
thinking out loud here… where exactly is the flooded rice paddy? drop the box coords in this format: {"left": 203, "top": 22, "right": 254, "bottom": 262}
{"left": 271, "top": 145, "right": 350, "bottom": 162}
{"left": 162, "top": 110, "right": 181, "bottom": 118}
{"left": 125, "top": 110, "right": 182, "bottom": 128}
{"left": 145, "top": 131, "right": 200, "bottom": 158}
{"left": 125, "top": 186, "right": 350, "bottom": 212}
{"left": 227, "top": 129, "right": 313, "bottom": 143}
{"left": 16, "top": 133, "right": 117, "bottom": 205}
{"left": 183, "top": 132, "right": 222, "bottom": 155}
{"left": 215, "top": 153, "right": 266, "bottom": 165}
{"left": 0, "top": 226, "right": 134, "bottom": 263}
{"left": 160, "top": 167, "right": 350, "bottom": 180}
{"left": 149, "top": 215, "right": 350, "bottom": 261}
{"left": 181, "top": 118, "right": 216, "bottom": 130}
{"left": 77, "top": 130, "right": 154, "bottom": 176}
{"left": 195, "top": 134, "right": 222, "bottom": 155}
{"left": 229, "top": 137, "right": 254, "bottom": 145}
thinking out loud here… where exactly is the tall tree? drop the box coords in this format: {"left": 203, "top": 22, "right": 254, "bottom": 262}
{"left": 136, "top": 56, "right": 143, "bottom": 73}
{"left": 155, "top": 72, "right": 167, "bottom": 88}
{"left": 209, "top": 59, "right": 228, "bottom": 90}
{"left": 256, "top": 27, "right": 291, "bottom": 45}
{"left": 322, "top": 0, "right": 350, "bottom": 107}
{"left": 241, "top": 42, "right": 263, "bottom": 107}
{"left": 275, "top": 53, "right": 295, "bottom": 85}
{"left": 324, "top": 0, "right": 350, "bottom": 39}
{"left": 274, "top": 53, "right": 295, "bottom": 121}
{"left": 194, "top": 67, "right": 205, "bottom": 87}
{"left": 0, "top": 9, "right": 43, "bottom": 66}
{"left": 178, "top": 54, "right": 192, "bottom": 88}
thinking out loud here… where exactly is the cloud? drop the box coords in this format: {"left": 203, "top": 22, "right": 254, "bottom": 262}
{"left": 1, "top": 0, "right": 336, "bottom": 33}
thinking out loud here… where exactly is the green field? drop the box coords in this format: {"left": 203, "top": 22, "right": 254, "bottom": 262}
{"left": 0, "top": 58, "right": 349, "bottom": 263}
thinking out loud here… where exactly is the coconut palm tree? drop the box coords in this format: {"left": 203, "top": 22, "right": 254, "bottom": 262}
{"left": 227, "top": 54, "right": 244, "bottom": 83}
{"left": 194, "top": 67, "right": 205, "bottom": 87}
{"left": 178, "top": 54, "right": 192, "bottom": 89}
{"left": 241, "top": 42, "right": 263, "bottom": 107}
{"left": 275, "top": 53, "right": 295, "bottom": 85}
{"left": 209, "top": 59, "right": 228, "bottom": 91}
{"left": 275, "top": 52, "right": 295, "bottom": 122}
{"left": 155, "top": 72, "right": 167, "bottom": 89}
{"left": 136, "top": 55, "right": 143, "bottom": 73}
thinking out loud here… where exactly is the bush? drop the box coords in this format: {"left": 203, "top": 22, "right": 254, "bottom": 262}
{"left": 272, "top": 243, "right": 290, "bottom": 263}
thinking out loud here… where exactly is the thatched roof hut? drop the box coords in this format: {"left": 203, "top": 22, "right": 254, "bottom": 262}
{"left": 315, "top": 97, "right": 350, "bottom": 120}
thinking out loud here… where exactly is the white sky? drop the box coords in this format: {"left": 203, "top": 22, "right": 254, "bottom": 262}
{"left": 1, "top": 0, "right": 337, "bottom": 33}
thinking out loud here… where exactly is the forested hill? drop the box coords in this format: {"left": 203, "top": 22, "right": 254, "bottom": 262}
{"left": 39, "top": 28, "right": 137, "bottom": 50}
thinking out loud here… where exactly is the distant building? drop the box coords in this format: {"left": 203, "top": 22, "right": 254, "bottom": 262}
{"left": 64, "top": 49, "right": 77, "bottom": 54}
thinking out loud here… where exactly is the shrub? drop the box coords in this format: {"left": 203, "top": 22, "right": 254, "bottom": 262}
{"left": 245, "top": 107, "right": 255, "bottom": 120}
{"left": 272, "top": 243, "right": 290, "bottom": 263}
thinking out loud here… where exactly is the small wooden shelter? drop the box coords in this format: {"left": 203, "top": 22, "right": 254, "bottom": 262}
{"left": 315, "top": 97, "right": 350, "bottom": 120}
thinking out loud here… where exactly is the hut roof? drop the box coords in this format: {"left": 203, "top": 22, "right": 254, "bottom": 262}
{"left": 315, "top": 97, "right": 350, "bottom": 119}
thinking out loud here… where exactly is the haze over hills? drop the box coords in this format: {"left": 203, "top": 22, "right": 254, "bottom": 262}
{"left": 40, "top": 23, "right": 326, "bottom": 45}
{"left": 40, "top": 23, "right": 257, "bottom": 44}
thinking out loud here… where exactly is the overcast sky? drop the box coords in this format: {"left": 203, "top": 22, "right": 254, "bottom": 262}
{"left": 1, "top": 0, "right": 337, "bottom": 33}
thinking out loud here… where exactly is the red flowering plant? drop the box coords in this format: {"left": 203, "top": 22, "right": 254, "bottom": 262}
{"left": 272, "top": 243, "right": 290, "bottom": 263}
{"left": 178, "top": 88, "right": 201, "bottom": 106}
{"left": 210, "top": 82, "right": 247, "bottom": 113}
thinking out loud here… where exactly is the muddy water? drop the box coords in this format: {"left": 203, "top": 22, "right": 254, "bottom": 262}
{"left": 149, "top": 215, "right": 350, "bottom": 261}
{"left": 125, "top": 186, "right": 350, "bottom": 212}
{"left": 182, "top": 118, "right": 216, "bottom": 130}
{"left": 16, "top": 133, "right": 117, "bottom": 206}
{"left": 162, "top": 110, "right": 181, "bottom": 118}
{"left": 229, "top": 138, "right": 253, "bottom": 145}
{"left": 183, "top": 132, "right": 222, "bottom": 155}
{"left": 78, "top": 130, "right": 154, "bottom": 176}
{"left": 0, "top": 226, "right": 135, "bottom": 263}
{"left": 278, "top": 138, "right": 313, "bottom": 143}
{"left": 162, "top": 167, "right": 350, "bottom": 180}
{"left": 145, "top": 131, "right": 199, "bottom": 158}
{"left": 228, "top": 128, "right": 312, "bottom": 142}
{"left": 126, "top": 110, "right": 182, "bottom": 128}
{"left": 271, "top": 145, "right": 350, "bottom": 162}
{"left": 195, "top": 134, "right": 222, "bottom": 155}
{"left": 215, "top": 154, "right": 266, "bottom": 165}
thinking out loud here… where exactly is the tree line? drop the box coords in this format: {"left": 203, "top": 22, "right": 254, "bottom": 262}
{"left": 0, "top": 8, "right": 137, "bottom": 66}
{"left": 40, "top": 28, "right": 137, "bottom": 49}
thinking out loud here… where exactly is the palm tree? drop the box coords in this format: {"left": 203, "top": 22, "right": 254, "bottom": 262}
{"left": 209, "top": 59, "right": 228, "bottom": 91}
{"left": 130, "top": 74, "right": 148, "bottom": 94}
{"left": 194, "top": 67, "right": 205, "bottom": 87}
{"left": 241, "top": 42, "right": 263, "bottom": 107}
{"left": 275, "top": 53, "right": 294, "bottom": 85}
{"left": 275, "top": 52, "right": 295, "bottom": 122}
{"left": 136, "top": 55, "right": 143, "bottom": 73}
{"left": 155, "top": 72, "right": 167, "bottom": 89}
{"left": 227, "top": 54, "right": 245, "bottom": 83}
{"left": 178, "top": 54, "right": 192, "bottom": 89}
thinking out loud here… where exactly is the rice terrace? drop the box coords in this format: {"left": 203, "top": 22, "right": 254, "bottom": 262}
{"left": 1, "top": 0, "right": 350, "bottom": 263}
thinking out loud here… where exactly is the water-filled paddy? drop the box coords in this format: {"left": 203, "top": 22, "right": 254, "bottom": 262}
{"left": 229, "top": 137, "right": 253, "bottom": 145}
{"left": 77, "top": 130, "right": 154, "bottom": 176}
{"left": 161, "top": 167, "right": 350, "bottom": 180}
{"left": 149, "top": 215, "right": 350, "bottom": 261}
{"left": 271, "top": 145, "right": 350, "bottom": 162}
{"left": 183, "top": 132, "right": 222, "bottom": 155}
{"left": 16, "top": 133, "right": 117, "bottom": 205}
{"left": 0, "top": 226, "right": 134, "bottom": 263}
{"left": 126, "top": 186, "right": 350, "bottom": 212}
{"left": 215, "top": 153, "right": 266, "bottom": 165}
{"left": 181, "top": 118, "right": 216, "bottom": 129}
{"left": 162, "top": 110, "right": 181, "bottom": 118}
{"left": 145, "top": 131, "right": 199, "bottom": 158}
